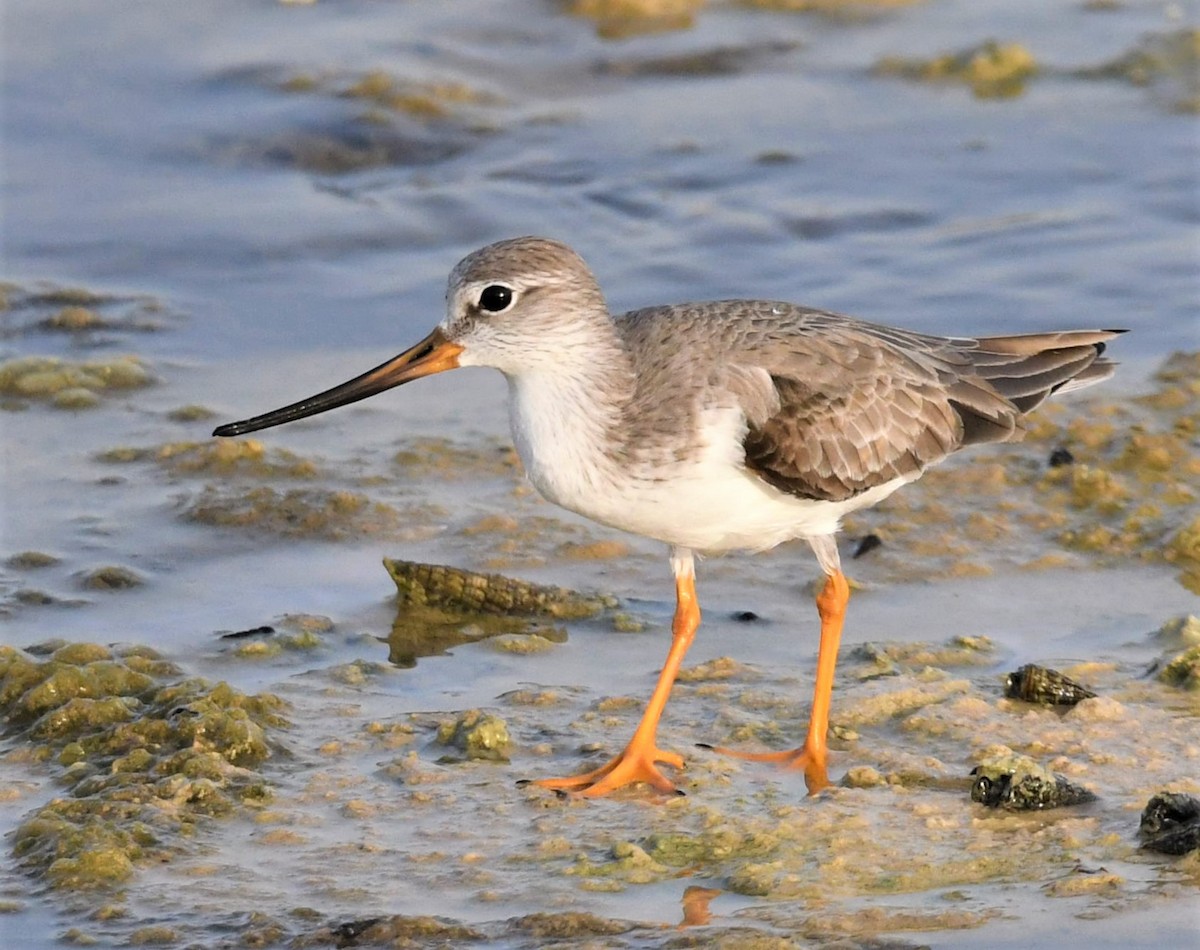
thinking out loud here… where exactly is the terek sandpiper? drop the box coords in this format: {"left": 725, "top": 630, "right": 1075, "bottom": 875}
{"left": 215, "top": 236, "right": 1122, "bottom": 797}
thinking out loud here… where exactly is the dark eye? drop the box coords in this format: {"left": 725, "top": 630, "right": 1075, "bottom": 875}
{"left": 478, "top": 284, "right": 513, "bottom": 313}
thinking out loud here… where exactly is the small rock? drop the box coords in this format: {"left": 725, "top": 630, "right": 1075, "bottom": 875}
{"left": 1139, "top": 792, "right": 1200, "bottom": 855}
{"left": 852, "top": 533, "right": 883, "bottom": 558}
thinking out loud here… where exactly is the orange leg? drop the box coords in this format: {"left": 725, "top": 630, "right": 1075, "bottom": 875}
{"left": 532, "top": 570, "right": 701, "bottom": 796}
{"left": 679, "top": 885, "right": 722, "bottom": 928}
{"left": 711, "top": 570, "right": 849, "bottom": 794}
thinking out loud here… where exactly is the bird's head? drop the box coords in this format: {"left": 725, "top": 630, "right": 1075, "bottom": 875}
{"left": 212, "top": 236, "right": 608, "bottom": 438}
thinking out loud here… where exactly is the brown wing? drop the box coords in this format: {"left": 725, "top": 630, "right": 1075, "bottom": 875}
{"left": 734, "top": 313, "right": 1121, "bottom": 503}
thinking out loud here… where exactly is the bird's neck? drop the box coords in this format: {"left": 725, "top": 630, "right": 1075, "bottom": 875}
{"left": 504, "top": 327, "right": 636, "bottom": 513}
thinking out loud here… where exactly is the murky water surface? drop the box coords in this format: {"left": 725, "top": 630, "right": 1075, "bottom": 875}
{"left": 3, "top": 1, "right": 1198, "bottom": 947}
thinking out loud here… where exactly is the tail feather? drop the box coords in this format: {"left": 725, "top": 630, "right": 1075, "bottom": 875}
{"left": 951, "top": 329, "right": 1125, "bottom": 445}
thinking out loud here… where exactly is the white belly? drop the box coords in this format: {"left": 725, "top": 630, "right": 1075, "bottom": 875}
{"left": 508, "top": 378, "right": 913, "bottom": 553}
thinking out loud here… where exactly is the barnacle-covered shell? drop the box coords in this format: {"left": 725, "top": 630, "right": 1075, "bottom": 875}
{"left": 1139, "top": 792, "right": 1200, "bottom": 855}
{"left": 970, "top": 753, "right": 1097, "bottom": 810}
{"left": 1004, "top": 664, "right": 1097, "bottom": 705}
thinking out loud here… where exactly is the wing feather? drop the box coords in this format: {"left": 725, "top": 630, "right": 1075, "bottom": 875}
{"left": 731, "top": 313, "right": 1121, "bottom": 502}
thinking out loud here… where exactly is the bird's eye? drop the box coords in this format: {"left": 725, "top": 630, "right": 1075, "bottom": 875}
{"left": 478, "top": 285, "right": 513, "bottom": 313}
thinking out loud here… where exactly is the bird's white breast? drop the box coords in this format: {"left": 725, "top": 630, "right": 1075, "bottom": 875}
{"left": 507, "top": 374, "right": 912, "bottom": 553}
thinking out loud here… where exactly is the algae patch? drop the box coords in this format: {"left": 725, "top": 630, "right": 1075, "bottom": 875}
{"left": 184, "top": 486, "right": 419, "bottom": 540}
{"left": 565, "top": 0, "right": 705, "bottom": 40}
{"left": 0, "top": 355, "right": 154, "bottom": 409}
{"left": 1074, "top": 28, "right": 1200, "bottom": 114}
{"left": 99, "top": 439, "right": 320, "bottom": 479}
{"left": 0, "top": 282, "right": 169, "bottom": 342}
{"left": 874, "top": 30, "right": 1199, "bottom": 111}
{"left": 874, "top": 41, "right": 1037, "bottom": 98}
{"left": 1157, "top": 644, "right": 1200, "bottom": 691}
{"left": 1, "top": 643, "right": 286, "bottom": 890}
{"left": 436, "top": 709, "right": 512, "bottom": 762}
{"left": 217, "top": 65, "right": 504, "bottom": 174}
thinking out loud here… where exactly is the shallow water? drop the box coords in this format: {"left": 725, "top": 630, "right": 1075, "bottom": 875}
{"left": 3, "top": 0, "right": 1198, "bottom": 947}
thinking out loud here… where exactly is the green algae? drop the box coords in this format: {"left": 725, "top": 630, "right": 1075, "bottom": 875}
{"left": 1155, "top": 614, "right": 1200, "bottom": 647}
{"left": 44, "top": 306, "right": 103, "bottom": 331}
{"left": 78, "top": 566, "right": 145, "bottom": 591}
{"left": 2, "top": 660, "right": 154, "bottom": 722}
{"left": 50, "top": 643, "right": 112, "bottom": 665}
{"left": 874, "top": 41, "right": 1038, "bottom": 98}
{"left": 185, "top": 485, "right": 409, "bottom": 539}
{"left": 0, "top": 355, "right": 154, "bottom": 407}
{"left": 851, "top": 635, "right": 996, "bottom": 675}
{"left": 99, "top": 438, "right": 319, "bottom": 479}
{"left": 5, "top": 550, "right": 61, "bottom": 569}
{"left": 166, "top": 404, "right": 216, "bottom": 422}
{"left": 2, "top": 644, "right": 286, "bottom": 890}
{"left": 565, "top": 0, "right": 703, "bottom": 40}
{"left": 741, "top": 0, "right": 925, "bottom": 19}
{"left": 1158, "top": 645, "right": 1200, "bottom": 691}
{"left": 217, "top": 616, "right": 332, "bottom": 661}
{"left": 387, "top": 605, "right": 569, "bottom": 668}
{"left": 435, "top": 709, "right": 512, "bottom": 762}
{"left": 31, "top": 697, "right": 138, "bottom": 740}
{"left": 574, "top": 841, "right": 670, "bottom": 884}
{"left": 1074, "top": 28, "right": 1200, "bottom": 113}
{"left": 645, "top": 828, "right": 780, "bottom": 866}
{"left": 489, "top": 633, "right": 563, "bottom": 654}
{"left": 1165, "top": 515, "right": 1200, "bottom": 594}
{"left": 2, "top": 282, "right": 168, "bottom": 339}
{"left": 339, "top": 69, "right": 500, "bottom": 118}
{"left": 227, "top": 66, "right": 501, "bottom": 174}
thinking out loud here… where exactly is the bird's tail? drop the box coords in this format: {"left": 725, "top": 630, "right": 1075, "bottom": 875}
{"left": 968, "top": 329, "right": 1125, "bottom": 414}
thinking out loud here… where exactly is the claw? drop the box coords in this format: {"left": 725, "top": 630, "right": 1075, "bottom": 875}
{"left": 533, "top": 743, "right": 685, "bottom": 797}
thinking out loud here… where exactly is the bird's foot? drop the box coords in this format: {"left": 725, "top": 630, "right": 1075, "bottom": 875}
{"left": 703, "top": 741, "right": 830, "bottom": 795}
{"left": 530, "top": 742, "right": 685, "bottom": 797}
